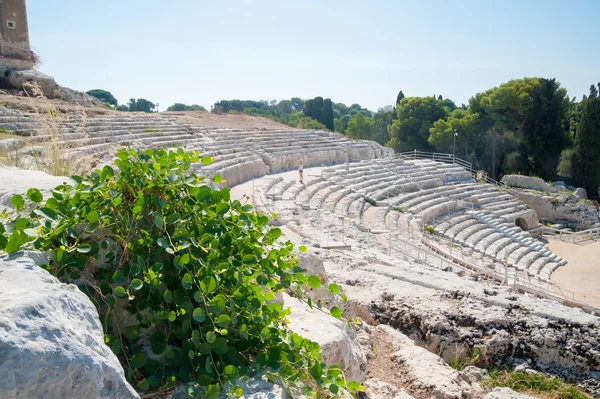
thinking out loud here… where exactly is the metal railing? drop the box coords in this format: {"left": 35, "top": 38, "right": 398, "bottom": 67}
{"left": 0, "top": 46, "right": 38, "bottom": 63}
{"left": 542, "top": 226, "right": 600, "bottom": 244}
{"left": 420, "top": 230, "right": 600, "bottom": 315}
{"left": 396, "top": 150, "right": 473, "bottom": 172}
{"left": 395, "top": 150, "right": 508, "bottom": 189}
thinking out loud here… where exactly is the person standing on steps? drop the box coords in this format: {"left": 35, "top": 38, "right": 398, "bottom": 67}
{"left": 298, "top": 159, "right": 304, "bottom": 183}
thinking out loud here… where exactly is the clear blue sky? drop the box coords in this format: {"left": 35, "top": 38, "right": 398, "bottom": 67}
{"left": 28, "top": 0, "right": 600, "bottom": 111}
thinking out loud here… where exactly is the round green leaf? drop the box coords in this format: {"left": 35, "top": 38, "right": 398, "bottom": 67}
{"left": 299, "top": 245, "right": 307, "bottom": 253}
{"left": 200, "top": 276, "right": 217, "bottom": 294}
{"left": 330, "top": 306, "right": 342, "bottom": 319}
{"left": 14, "top": 218, "right": 29, "bottom": 231}
{"left": 130, "top": 278, "right": 143, "bottom": 291}
{"left": 206, "top": 331, "right": 216, "bottom": 344}
{"left": 26, "top": 188, "right": 43, "bottom": 203}
{"left": 10, "top": 194, "right": 24, "bottom": 210}
{"left": 137, "top": 379, "right": 149, "bottom": 391}
{"left": 114, "top": 286, "right": 126, "bottom": 298}
{"left": 164, "top": 290, "right": 173, "bottom": 304}
{"left": 130, "top": 353, "right": 147, "bottom": 368}
{"left": 5, "top": 237, "right": 21, "bottom": 254}
{"left": 76, "top": 244, "right": 91, "bottom": 253}
{"left": 328, "top": 283, "right": 340, "bottom": 294}
{"left": 216, "top": 314, "right": 231, "bottom": 328}
{"left": 213, "top": 337, "right": 229, "bottom": 355}
{"left": 182, "top": 273, "right": 193, "bottom": 290}
{"left": 112, "top": 270, "right": 125, "bottom": 284}
{"left": 308, "top": 275, "right": 321, "bottom": 289}
{"left": 86, "top": 210, "right": 99, "bottom": 224}
{"left": 192, "top": 308, "right": 206, "bottom": 323}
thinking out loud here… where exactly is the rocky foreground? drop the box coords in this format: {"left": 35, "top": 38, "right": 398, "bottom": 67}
{"left": 1, "top": 248, "right": 598, "bottom": 399}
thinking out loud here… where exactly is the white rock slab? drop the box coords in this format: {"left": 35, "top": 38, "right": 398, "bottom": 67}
{"left": 0, "top": 255, "right": 139, "bottom": 399}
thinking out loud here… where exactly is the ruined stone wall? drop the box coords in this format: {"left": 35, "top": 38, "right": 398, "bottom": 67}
{"left": 0, "top": 0, "right": 30, "bottom": 52}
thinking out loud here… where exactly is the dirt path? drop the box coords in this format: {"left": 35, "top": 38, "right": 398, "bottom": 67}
{"left": 549, "top": 238, "right": 600, "bottom": 308}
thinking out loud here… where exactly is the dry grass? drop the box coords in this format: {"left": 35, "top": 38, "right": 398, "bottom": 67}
{"left": 484, "top": 370, "right": 591, "bottom": 399}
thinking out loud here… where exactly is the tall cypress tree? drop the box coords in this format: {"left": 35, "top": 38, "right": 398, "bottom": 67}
{"left": 311, "top": 97, "right": 324, "bottom": 124}
{"left": 396, "top": 90, "right": 405, "bottom": 105}
{"left": 322, "top": 98, "right": 334, "bottom": 131}
{"left": 572, "top": 86, "right": 600, "bottom": 197}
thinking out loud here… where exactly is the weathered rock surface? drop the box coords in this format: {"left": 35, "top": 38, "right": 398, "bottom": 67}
{"left": 512, "top": 189, "right": 599, "bottom": 229}
{"left": 282, "top": 293, "right": 368, "bottom": 383}
{"left": 0, "top": 165, "right": 70, "bottom": 207}
{"left": 483, "top": 387, "right": 536, "bottom": 399}
{"left": 500, "top": 175, "right": 555, "bottom": 193}
{"left": 316, "top": 250, "right": 600, "bottom": 396}
{"left": 363, "top": 379, "right": 415, "bottom": 399}
{"left": 4, "top": 69, "right": 61, "bottom": 98}
{"left": 573, "top": 187, "right": 588, "bottom": 199}
{"left": 377, "top": 325, "right": 476, "bottom": 399}
{"left": 0, "top": 255, "right": 139, "bottom": 399}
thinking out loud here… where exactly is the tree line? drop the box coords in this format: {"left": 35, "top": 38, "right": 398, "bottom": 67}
{"left": 85, "top": 89, "right": 206, "bottom": 113}
{"left": 86, "top": 80, "right": 600, "bottom": 198}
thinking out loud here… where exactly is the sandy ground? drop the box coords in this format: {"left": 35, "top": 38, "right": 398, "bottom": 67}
{"left": 165, "top": 111, "right": 294, "bottom": 130}
{"left": 549, "top": 238, "right": 600, "bottom": 308}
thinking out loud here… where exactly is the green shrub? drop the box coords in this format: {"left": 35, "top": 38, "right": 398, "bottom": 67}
{"left": 0, "top": 147, "right": 358, "bottom": 398}
{"left": 364, "top": 197, "right": 376, "bottom": 206}
{"left": 142, "top": 128, "right": 159, "bottom": 134}
{"left": 485, "top": 369, "right": 591, "bottom": 398}
{"left": 393, "top": 206, "right": 404, "bottom": 213}
{"left": 424, "top": 225, "right": 436, "bottom": 235}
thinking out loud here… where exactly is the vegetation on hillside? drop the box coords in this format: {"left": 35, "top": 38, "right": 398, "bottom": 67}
{"left": 86, "top": 77, "right": 600, "bottom": 198}
{"left": 166, "top": 103, "right": 207, "bottom": 112}
{"left": 0, "top": 148, "right": 359, "bottom": 398}
{"left": 86, "top": 89, "right": 118, "bottom": 106}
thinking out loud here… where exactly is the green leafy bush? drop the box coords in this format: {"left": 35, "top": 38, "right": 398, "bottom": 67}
{"left": 0, "top": 147, "right": 357, "bottom": 398}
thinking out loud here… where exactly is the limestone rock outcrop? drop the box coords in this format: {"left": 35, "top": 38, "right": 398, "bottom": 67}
{"left": 500, "top": 175, "right": 555, "bottom": 193}
{"left": 511, "top": 189, "right": 598, "bottom": 229}
{"left": 376, "top": 325, "right": 477, "bottom": 399}
{"left": 0, "top": 255, "right": 139, "bottom": 399}
{"left": 484, "top": 387, "right": 536, "bottom": 399}
{"left": 282, "top": 293, "right": 368, "bottom": 383}
{"left": 3, "top": 68, "right": 60, "bottom": 98}
{"left": 363, "top": 379, "right": 415, "bottom": 399}
{"left": 0, "top": 165, "right": 70, "bottom": 207}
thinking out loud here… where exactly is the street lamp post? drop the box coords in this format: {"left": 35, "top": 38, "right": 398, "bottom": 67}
{"left": 453, "top": 129, "right": 458, "bottom": 163}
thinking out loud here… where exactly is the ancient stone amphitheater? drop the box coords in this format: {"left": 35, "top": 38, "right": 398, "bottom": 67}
{"left": 1, "top": 100, "right": 599, "bottom": 398}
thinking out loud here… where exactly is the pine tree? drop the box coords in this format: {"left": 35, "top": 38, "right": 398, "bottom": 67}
{"left": 520, "top": 78, "right": 568, "bottom": 179}
{"left": 311, "top": 97, "right": 324, "bottom": 124}
{"left": 572, "top": 86, "right": 600, "bottom": 197}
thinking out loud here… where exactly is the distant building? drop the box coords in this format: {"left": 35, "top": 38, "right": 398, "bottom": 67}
{"left": 378, "top": 105, "right": 394, "bottom": 112}
{"left": 0, "top": 0, "right": 35, "bottom": 69}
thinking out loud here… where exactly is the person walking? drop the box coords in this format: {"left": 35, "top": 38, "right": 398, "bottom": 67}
{"left": 298, "top": 159, "right": 304, "bottom": 183}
